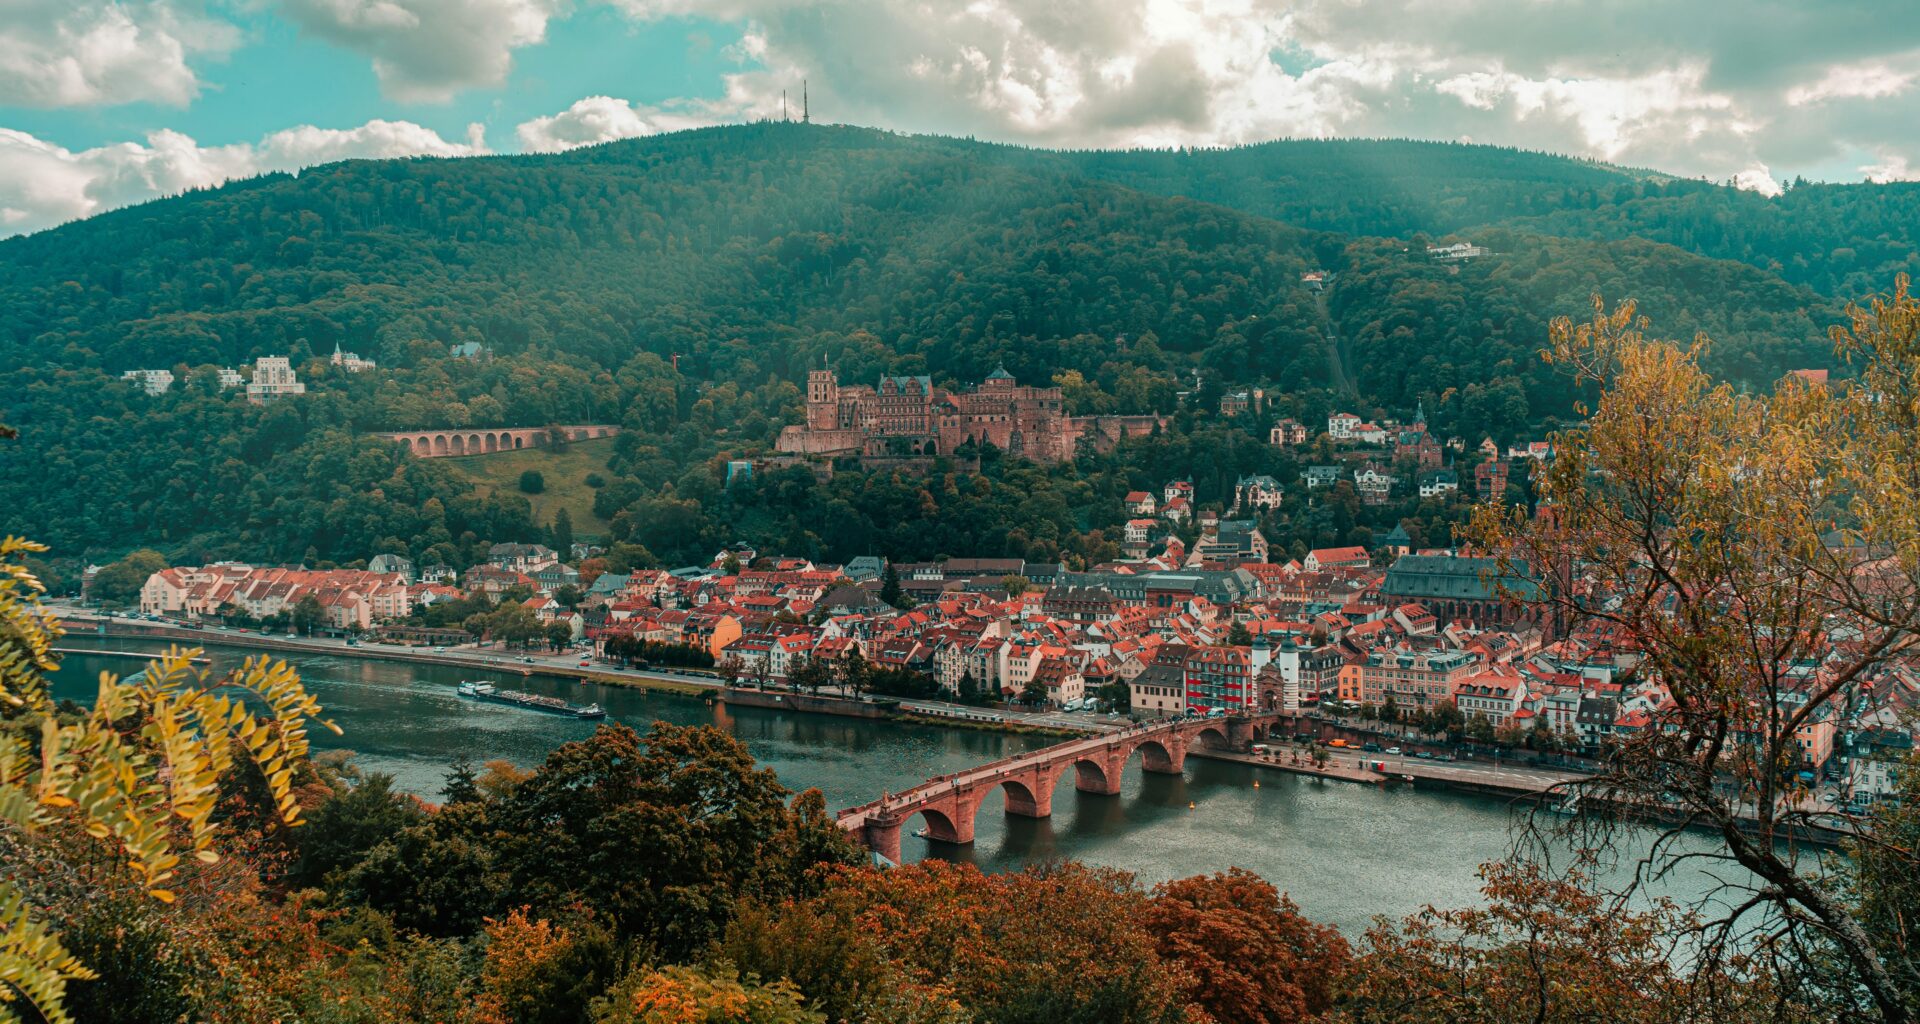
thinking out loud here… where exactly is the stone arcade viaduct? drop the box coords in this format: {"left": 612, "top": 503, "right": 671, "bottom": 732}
{"left": 374, "top": 424, "right": 620, "bottom": 458}
{"left": 838, "top": 712, "right": 1284, "bottom": 863}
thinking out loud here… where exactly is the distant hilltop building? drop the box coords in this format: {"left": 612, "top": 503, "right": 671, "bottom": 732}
{"left": 246, "top": 356, "right": 306, "bottom": 403}
{"left": 120, "top": 369, "right": 174, "bottom": 395}
{"left": 1427, "top": 241, "right": 1491, "bottom": 261}
{"left": 775, "top": 365, "right": 1163, "bottom": 465}
{"left": 330, "top": 343, "right": 376, "bottom": 373}
{"left": 211, "top": 367, "right": 244, "bottom": 390}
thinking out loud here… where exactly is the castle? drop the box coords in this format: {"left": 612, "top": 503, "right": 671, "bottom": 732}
{"left": 776, "top": 366, "right": 1163, "bottom": 465}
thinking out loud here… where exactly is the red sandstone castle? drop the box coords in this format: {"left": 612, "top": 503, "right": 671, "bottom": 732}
{"left": 776, "top": 366, "right": 1163, "bottom": 464}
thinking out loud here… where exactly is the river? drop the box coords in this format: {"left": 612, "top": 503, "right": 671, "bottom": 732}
{"left": 47, "top": 638, "right": 1737, "bottom": 938}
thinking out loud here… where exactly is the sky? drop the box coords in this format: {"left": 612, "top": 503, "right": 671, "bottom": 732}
{"left": 3, "top": 0, "right": 1919, "bottom": 237}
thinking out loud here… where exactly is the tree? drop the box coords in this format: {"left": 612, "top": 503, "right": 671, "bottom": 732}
{"left": 717, "top": 653, "right": 744, "bottom": 687}
{"left": 787, "top": 655, "right": 831, "bottom": 694}
{"left": 1020, "top": 678, "right": 1049, "bottom": 708}
{"left": 290, "top": 592, "right": 325, "bottom": 635}
{"left": 1226, "top": 621, "right": 1252, "bottom": 646}
{"left": 553, "top": 584, "right": 583, "bottom": 608}
{"left": 0, "top": 536, "right": 334, "bottom": 1024}
{"left": 519, "top": 470, "right": 546, "bottom": 494}
{"left": 1141, "top": 869, "right": 1350, "bottom": 1024}
{"left": 489, "top": 602, "right": 544, "bottom": 649}
{"left": 743, "top": 862, "right": 1190, "bottom": 1024}
{"left": 1469, "top": 286, "right": 1920, "bottom": 1022}
{"left": 488, "top": 723, "right": 858, "bottom": 959}
{"left": 442, "top": 755, "right": 482, "bottom": 806}
{"left": 550, "top": 508, "right": 575, "bottom": 557}
{"left": 289, "top": 773, "right": 424, "bottom": 889}
{"left": 1837, "top": 754, "right": 1920, "bottom": 1019}
{"left": 1341, "top": 861, "right": 1785, "bottom": 1024}
{"left": 89, "top": 548, "right": 168, "bottom": 607}
{"left": 879, "top": 563, "right": 903, "bottom": 608}
{"left": 591, "top": 964, "right": 822, "bottom": 1024}
{"left": 837, "top": 647, "right": 869, "bottom": 697}
{"left": 1000, "top": 574, "right": 1031, "bottom": 599}
{"left": 545, "top": 621, "right": 573, "bottom": 651}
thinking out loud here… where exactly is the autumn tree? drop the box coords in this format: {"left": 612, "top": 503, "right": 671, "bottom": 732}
{"left": 750, "top": 861, "right": 1191, "bottom": 1024}
{"left": 1141, "top": 868, "right": 1350, "bottom": 1024}
{"left": 1469, "top": 283, "right": 1920, "bottom": 1021}
{"left": 590, "top": 964, "right": 822, "bottom": 1024}
{"left": 1338, "top": 861, "right": 1787, "bottom": 1024}
{"left": 0, "top": 536, "right": 334, "bottom": 1024}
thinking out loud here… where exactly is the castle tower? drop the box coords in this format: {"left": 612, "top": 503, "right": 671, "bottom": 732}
{"left": 806, "top": 369, "right": 839, "bottom": 430}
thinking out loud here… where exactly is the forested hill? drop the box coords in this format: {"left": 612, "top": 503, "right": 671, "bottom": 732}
{"left": 1048, "top": 137, "right": 1920, "bottom": 298}
{"left": 0, "top": 122, "right": 1880, "bottom": 567}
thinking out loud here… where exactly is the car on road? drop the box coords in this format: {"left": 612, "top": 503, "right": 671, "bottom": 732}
{"left": 1385, "top": 746, "right": 1402, "bottom": 755}
{"left": 1362, "top": 742, "right": 1382, "bottom": 752}
{"left": 434, "top": 646, "right": 446, "bottom": 652}
{"left": 522, "top": 657, "right": 536, "bottom": 664}
{"left": 1414, "top": 750, "right": 1433, "bottom": 759}
{"left": 578, "top": 660, "right": 591, "bottom": 668}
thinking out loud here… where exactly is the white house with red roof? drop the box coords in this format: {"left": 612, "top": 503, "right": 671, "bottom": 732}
{"left": 1303, "top": 546, "right": 1370, "bottom": 572}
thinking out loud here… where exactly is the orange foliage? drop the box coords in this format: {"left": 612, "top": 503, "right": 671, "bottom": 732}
{"left": 1142, "top": 868, "right": 1350, "bottom": 1024}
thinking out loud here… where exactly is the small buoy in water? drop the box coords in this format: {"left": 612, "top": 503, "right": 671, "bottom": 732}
{"left": 1187, "top": 801, "right": 1195, "bottom": 809}
{"left": 1252, "top": 780, "right": 1260, "bottom": 788}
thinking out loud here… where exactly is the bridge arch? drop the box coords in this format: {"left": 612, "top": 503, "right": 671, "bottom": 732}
{"left": 1132, "top": 737, "right": 1184, "bottom": 774}
{"left": 909, "top": 806, "right": 965, "bottom": 845}
{"left": 1070, "top": 757, "right": 1115, "bottom": 794}
{"left": 468, "top": 433, "right": 482, "bottom": 452}
{"left": 998, "top": 777, "right": 1049, "bottom": 818}
{"left": 433, "top": 434, "right": 449, "bottom": 455}
{"left": 484, "top": 433, "right": 498, "bottom": 453}
{"left": 450, "top": 434, "right": 466, "bottom": 455}
{"left": 1196, "top": 725, "right": 1231, "bottom": 750}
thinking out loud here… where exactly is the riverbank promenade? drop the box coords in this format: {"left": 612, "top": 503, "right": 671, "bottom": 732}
{"left": 838, "top": 712, "right": 1285, "bottom": 863}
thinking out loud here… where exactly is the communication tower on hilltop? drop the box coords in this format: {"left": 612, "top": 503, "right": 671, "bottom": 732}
{"left": 803, "top": 80, "right": 810, "bottom": 123}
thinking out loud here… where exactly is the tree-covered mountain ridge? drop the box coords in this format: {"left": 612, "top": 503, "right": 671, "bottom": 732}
{"left": 0, "top": 121, "right": 1886, "bottom": 566}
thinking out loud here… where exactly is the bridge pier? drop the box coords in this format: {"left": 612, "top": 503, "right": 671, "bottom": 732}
{"left": 1073, "top": 754, "right": 1125, "bottom": 795}
{"left": 1000, "top": 766, "right": 1059, "bottom": 817}
{"left": 864, "top": 813, "right": 905, "bottom": 864}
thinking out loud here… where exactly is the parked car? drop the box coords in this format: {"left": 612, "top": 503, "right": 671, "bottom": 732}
{"left": 434, "top": 646, "right": 446, "bottom": 652}
{"left": 1362, "top": 742, "right": 1382, "bottom": 752}
{"left": 1385, "top": 746, "right": 1402, "bottom": 755}
{"left": 1415, "top": 750, "right": 1434, "bottom": 759}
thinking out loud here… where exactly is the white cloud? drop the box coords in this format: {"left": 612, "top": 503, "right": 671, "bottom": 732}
{"left": 0, "top": 120, "right": 487, "bottom": 236}
{"left": 0, "top": 0, "right": 240, "bottom": 107}
{"left": 603, "top": 0, "right": 1920, "bottom": 186}
{"left": 1786, "top": 62, "right": 1917, "bottom": 106}
{"left": 280, "top": 0, "right": 564, "bottom": 102}
{"left": 516, "top": 95, "right": 713, "bottom": 152}
{"left": 1860, "top": 150, "right": 1917, "bottom": 183}
{"left": 1732, "top": 163, "right": 1783, "bottom": 197}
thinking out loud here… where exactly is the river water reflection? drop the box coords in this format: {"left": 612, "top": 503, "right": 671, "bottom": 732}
{"left": 48, "top": 638, "right": 1730, "bottom": 937}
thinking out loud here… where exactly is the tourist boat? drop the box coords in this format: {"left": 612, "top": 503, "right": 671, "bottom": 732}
{"left": 457, "top": 680, "right": 605, "bottom": 719}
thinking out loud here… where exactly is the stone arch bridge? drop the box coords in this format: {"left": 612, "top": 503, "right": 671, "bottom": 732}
{"left": 374, "top": 424, "right": 620, "bottom": 458}
{"left": 838, "top": 712, "right": 1284, "bottom": 863}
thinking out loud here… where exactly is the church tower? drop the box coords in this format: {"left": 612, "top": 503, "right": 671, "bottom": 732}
{"left": 806, "top": 368, "right": 839, "bottom": 430}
